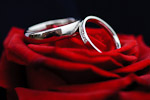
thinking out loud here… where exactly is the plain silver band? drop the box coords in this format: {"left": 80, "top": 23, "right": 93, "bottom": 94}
{"left": 79, "top": 16, "right": 121, "bottom": 53}
{"left": 27, "top": 18, "right": 76, "bottom": 33}
{"left": 25, "top": 18, "right": 80, "bottom": 39}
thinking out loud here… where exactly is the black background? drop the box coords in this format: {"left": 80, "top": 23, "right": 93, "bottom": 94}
{"left": 0, "top": 0, "right": 150, "bottom": 55}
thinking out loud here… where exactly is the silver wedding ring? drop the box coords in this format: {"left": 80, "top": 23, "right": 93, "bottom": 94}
{"left": 79, "top": 16, "right": 121, "bottom": 53}
{"left": 25, "top": 18, "right": 80, "bottom": 39}
{"left": 25, "top": 16, "right": 121, "bottom": 53}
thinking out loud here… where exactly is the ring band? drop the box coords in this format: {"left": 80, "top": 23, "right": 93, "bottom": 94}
{"left": 25, "top": 18, "right": 80, "bottom": 39}
{"left": 79, "top": 16, "right": 121, "bottom": 53}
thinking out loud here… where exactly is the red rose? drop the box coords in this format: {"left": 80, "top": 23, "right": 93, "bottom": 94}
{"left": 0, "top": 27, "right": 150, "bottom": 100}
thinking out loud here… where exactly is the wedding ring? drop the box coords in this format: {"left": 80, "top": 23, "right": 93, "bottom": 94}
{"left": 25, "top": 18, "right": 80, "bottom": 39}
{"left": 79, "top": 16, "right": 121, "bottom": 53}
